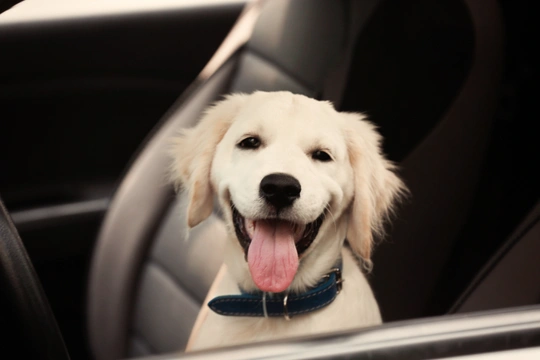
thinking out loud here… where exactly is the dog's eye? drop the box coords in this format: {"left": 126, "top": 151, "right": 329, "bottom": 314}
{"left": 312, "top": 150, "right": 332, "bottom": 162}
{"left": 237, "top": 136, "right": 261, "bottom": 149}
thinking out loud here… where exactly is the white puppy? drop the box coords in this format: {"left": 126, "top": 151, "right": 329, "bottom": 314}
{"left": 170, "top": 91, "right": 406, "bottom": 351}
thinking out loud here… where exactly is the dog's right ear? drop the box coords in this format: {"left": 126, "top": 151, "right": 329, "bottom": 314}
{"left": 342, "top": 113, "right": 407, "bottom": 270}
{"left": 170, "top": 94, "right": 247, "bottom": 229}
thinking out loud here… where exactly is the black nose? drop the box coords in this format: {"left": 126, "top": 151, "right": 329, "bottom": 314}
{"left": 259, "top": 173, "right": 301, "bottom": 210}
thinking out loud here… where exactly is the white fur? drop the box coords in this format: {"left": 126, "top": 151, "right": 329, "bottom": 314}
{"left": 170, "top": 91, "right": 406, "bottom": 351}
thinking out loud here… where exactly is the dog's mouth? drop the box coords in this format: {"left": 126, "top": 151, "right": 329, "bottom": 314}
{"left": 232, "top": 205, "right": 324, "bottom": 293}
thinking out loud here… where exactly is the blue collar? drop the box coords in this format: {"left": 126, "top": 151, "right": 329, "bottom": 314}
{"left": 208, "top": 262, "right": 343, "bottom": 319}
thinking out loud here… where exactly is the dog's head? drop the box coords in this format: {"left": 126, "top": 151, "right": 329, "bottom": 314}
{"left": 171, "top": 92, "right": 405, "bottom": 293}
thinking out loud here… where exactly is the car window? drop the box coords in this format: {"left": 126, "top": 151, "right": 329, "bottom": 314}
{"left": 0, "top": 0, "right": 247, "bottom": 24}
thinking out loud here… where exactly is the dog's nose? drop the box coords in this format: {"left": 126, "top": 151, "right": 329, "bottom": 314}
{"left": 259, "top": 173, "right": 301, "bottom": 210}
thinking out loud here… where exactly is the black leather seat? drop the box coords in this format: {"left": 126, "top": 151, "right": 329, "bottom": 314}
{"left": 0, "top": 199, "right": 70, "bottom": 360}
{"left": 87, "top": 0, "right": 504, "bottom": 359}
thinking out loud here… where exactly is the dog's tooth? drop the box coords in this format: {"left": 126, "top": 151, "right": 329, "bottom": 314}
{"left": 245, "top": 219, "right": 255, "bottom": 237}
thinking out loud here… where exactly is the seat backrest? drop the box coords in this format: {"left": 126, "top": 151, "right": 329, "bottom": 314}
{"left": 87, "top": 0, "right": 503, "bottom": 358}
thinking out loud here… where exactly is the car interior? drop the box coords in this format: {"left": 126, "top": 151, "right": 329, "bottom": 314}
{"left": 0, "top": 0, "right": 539, "bottom": 359}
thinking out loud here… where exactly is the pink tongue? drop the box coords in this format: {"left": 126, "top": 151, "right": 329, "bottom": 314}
{"left": 247, "top": 220, "right": 298, "bottom": 293}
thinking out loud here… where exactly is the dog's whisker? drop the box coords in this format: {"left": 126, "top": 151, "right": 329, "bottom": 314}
{"left": 325, "top": 204, "right": 338, "bottom": 235}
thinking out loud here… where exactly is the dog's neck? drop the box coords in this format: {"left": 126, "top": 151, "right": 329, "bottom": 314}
{"left": 224, "top": 216, "right": 348, "bottom": 294}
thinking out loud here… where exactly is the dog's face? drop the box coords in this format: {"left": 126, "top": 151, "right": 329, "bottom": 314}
{"left": 211, "top": 95, "right": 355, "bottom": 292}
{"left": 171, "top": 92, "right": 405, "bottom": 294}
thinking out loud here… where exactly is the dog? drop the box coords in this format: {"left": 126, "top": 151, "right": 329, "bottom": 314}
{"left": 170, "top": 91, "right": 406, "bottom": 351}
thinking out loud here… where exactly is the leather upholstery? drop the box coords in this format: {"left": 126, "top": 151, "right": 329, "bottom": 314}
{"left": 129, "top": 195, "right": 227, "bottom": 355}
{"left": 0, "top": 198, "right": 69, "bottom": 360}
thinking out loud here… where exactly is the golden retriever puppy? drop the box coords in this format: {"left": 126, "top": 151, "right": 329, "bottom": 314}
{"left": 170, "top": 91, "right": 406, "bottom": 351}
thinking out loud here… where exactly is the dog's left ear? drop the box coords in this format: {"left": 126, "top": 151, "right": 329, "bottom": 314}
{"left": 342, "top": 113, "right": 407, "bottom": 269}
{"left": 170, "top": 94, "right": 247, "bottom": 229}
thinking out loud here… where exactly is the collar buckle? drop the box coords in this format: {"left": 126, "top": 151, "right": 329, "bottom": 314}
{"left": 331, "top": 267, "right": 343, "bottom": 294}
{"left": 283, "top": 293, "right": 291, "bottom": 321}
{"left": 323, "top": 267, "right": 343, "bottom": 294}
